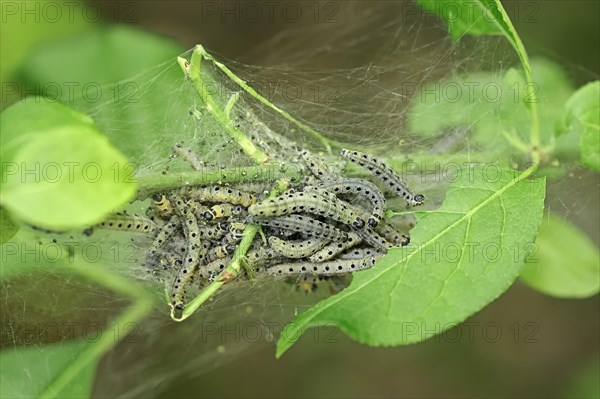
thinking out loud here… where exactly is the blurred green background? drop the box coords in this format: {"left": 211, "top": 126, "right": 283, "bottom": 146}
{"left": 1, "top": 1, "right": 598, "bottom": 398}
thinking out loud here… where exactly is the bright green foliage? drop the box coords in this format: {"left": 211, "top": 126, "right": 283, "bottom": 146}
{"left": 520, "top": 214, "right": 600, "bottom": 298}
{"left": 407, "top": 59, "right": 574, "bottom": 154}
{"left": 14, "top": 26, "right": 185, "bottom": 162}
{"left": 0, "top": 207, "right": 19, "bottom": 243}
{"left": 17, "top": 25, "right": 184, "bottom": 95}
{"left": 277, "top": 165, "right": 545, "bottom": 357}
{"left": 416, "top": 0, "right": 532, "bottom": 80}
{"left": 0, "top": 0, "right": 88, "bottom": 94}
{"left": 417, "top": 0, "right": 506, "bottom": 40}
{"left": 0, "top": 340, "right": 97, "bottom": 399}
{"left": 0, "top": 100, "right": 136, "bottom": 229}
{"left": 562, "top": 81, "right": 600, "bottom": 171}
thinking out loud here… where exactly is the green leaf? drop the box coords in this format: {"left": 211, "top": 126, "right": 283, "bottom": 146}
{"left": 0, "top": 207, "right": 19, "bottom": 243}
{"left": 520, "top": 214, "right": 600, "bottom": 298}
{"left": 417, "top": 0, "right": 504, "bottom": 40}
{"left": 17, "top": 25, "right": 184, "bottom": 91}
{"left": 0, "top": 100, "right": 136, "bottom": 229}
{"left": 14, "top": 26, "right": 186, "bottom": 163}
{"left": 416, "top": 0, "right": 531, "bottom": 78}
{"left": 0, "top": 0, "right": 88, "bottom": 93}
{"left": 276, "top": 165, "right": 545, "bottom": 357}
{"left": 407, "top": 59, "right": 574, "bottom": 154}
{"left": 562, "top": 81, "right": 600, "bottom": 171}
{"left": 416, "top": 0, "right": 545, "bottom": 163}
{"left": 0, "top": 340, "right": 97, "bottom": 399}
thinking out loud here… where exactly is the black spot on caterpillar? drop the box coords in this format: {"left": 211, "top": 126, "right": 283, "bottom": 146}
{"left": 203, "top": 204, "right": 245, "bottom": 221}
{"left": 340, "top": 149, "right": 424, "bottom": 206}
{"left": 251, "top": 214, "right": 348, "bottom": 241}
{"left": 266, "top": 255, "right": 382, "bottom": 276}
{"left": 346, "top": 202, "right": 410, "bottom": 247}
{"left": 338, "top": 247, "right": 383, "bottom": 260}
{"left": 204, "top": 243, "right": 236, "bottom": 264}
{"left": 170, "top": 195, "right": 209, "bottom": 311}
{"left": 197, "top": 257, "right": 230, "bottom": 280}
{"left": 314, "top": 178, "right": 386, "bottom": 228}
{"left": 186, "top": 186, "right": 257, "bottom": 207}
{"left": 308, "top": 232, "right": 362, "bottom": 262}
{"left": 95, "top": 213, "right": 157, "bottom": 234}
{"left": 268, "top": 236, "right": 330, "bottom": 259}
{"left": 355, "top": 228, "right": 395, "bottom": 252}
{"left": 146, "top": 215, "right": 181, "bottom": 267}
{"left": 152, "top": 193, "right": 174, "bottom": 219}
{"left": 299, "top": 149, "right": 338, "bottom": 180}
{"left": 249, "top": 189, "right": 364, "bottom": 228}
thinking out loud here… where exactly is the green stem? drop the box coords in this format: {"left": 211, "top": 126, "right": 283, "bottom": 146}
{"left": 38, "top": 263, "right": 154, "bottom": 399}
{"left": 173, "top": 180, "right": 288, "bottom": 321}
{"left": 178, "top": 54, "right": 268, "bottom": 164}
{"left": 191, "top": 45, "right": 335, "bottom": 154}
{"left": 135, "top": 164, "right": 303, "bottom": 199}
{"left": 492, "top": 1, "right": 541, "bottom": 163}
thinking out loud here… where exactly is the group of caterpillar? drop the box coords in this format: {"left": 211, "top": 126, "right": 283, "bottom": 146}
{"left": 85, "top": 142, "right": 422, "bottom": 313}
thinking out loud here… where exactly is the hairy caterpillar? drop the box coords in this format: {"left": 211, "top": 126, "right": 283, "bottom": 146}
{"left": 268, "top": 236, "right": 330, "bottom": 259}
{"left": 266, "top": 255, "right": 382, "bottom": 276}
{"left": 251, "top": 215, "right": 348, "bottom": 241}
{"left": 340, "top": 149, "right": 424, "bottom": 206}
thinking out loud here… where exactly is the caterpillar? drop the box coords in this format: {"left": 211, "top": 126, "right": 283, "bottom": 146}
{"left": 314, "top": 178, "right": 386, "bottom": 228}
{"left": 197, "top": 257, "right": 230, "bottom": 280}
{"left": 308, "top": 232, "right": 362, "bottom": 262}
{"left": 268, "top": 236, "right": 330, "bottom": 259}
{"left": 222, "top": 222, "right": 246, "bottom": 245}
{"left": 295, "top": 274, "right": 320, "bottom": 293}
{"left": 266, "top": 255, "right": 382, "bottom": 276}
{"left": 187, "top": 199, "right": 210, "bottom": 221}
{"left": 347, "top": 201, "right": 410, "bottom": 247}
{"left": 340, "top": 149, "right": 424, "bottom": 206}
{"left": 204, "top": 243, "right": 236, "bottom": 264}
{"left": 251, "top": 215, "right": 348, "bottom": 241}
{"left": 145, "top": 215, "right": 181, "bottom": 267}
{"left": 94, "top": 213, "right": 157, "bottom": 234}
{"left": 355, "top": 228, "right": 394, "bottom": 251}
{"left": 198, "top": 223, "right": 228, "bottom": 240}
{"left": 245, "top": 246, "right": 279, "bottom": 267}
{"left": 339, "top": 247, "right": 383, "bottom": 260}
{"left": 170, "top": 195, "right": 209, "bottom": 311}
{"left": 186, "top": 185, "right": 257, "bottom": 207}
{"left": 249, "top": 190, "right": 364, "bottom": 228}
{"left": 299, "top": 149, "right": 338, "bottom": 180}
{"left": 152, "top": 193, "right": 174, "bottom": 219}
{"left": 203, "top": 203, "right": 245, "bottom": 221}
